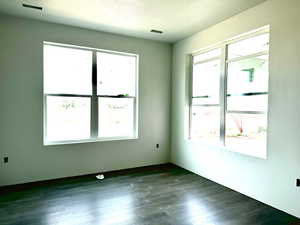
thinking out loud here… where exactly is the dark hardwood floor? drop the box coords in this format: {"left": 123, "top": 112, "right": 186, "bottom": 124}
{"left": 0, "top": 164, "right": 299, "bottom": 225}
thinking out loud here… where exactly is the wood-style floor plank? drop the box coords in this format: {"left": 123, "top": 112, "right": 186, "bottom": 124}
{"left": 0, "top": 165, "right": 299, "bottom": 225}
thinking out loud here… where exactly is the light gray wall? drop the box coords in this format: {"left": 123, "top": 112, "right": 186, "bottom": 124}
{"left": 171, "top": 0, "right": 300, "bottom": 218}
{"left": 0, "top": 14, "right": 172, "bottom": 186}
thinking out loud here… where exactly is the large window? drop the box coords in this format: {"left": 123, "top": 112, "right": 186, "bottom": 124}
{"left": 43, "top": 43, "right": 138, "bottom": 145}
{"left": 190, "top": 29, "right": 269, "bottom": 158}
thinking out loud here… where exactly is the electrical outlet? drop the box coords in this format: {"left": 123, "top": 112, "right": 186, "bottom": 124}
{"left": 296, "top": 179, "right": 300, "bottom": 187}
{"left": 4, "top": 157, "right": 8, "bottom": 163}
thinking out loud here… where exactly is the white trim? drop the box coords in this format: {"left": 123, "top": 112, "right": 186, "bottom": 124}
{"left": 219, "top": 45, "right": 228, "bottom": 146}
{"left": 193, "top": 56, "right": 222, "bottom": 65}
{"left": 134, "top": 54, "right": 139, "bottom": 139}
{"left": 191, "top": 25, "right": 270, "bottom": 56}
{"left": 226, "top": 51, "right": 268, "bottom": 63}
{"left": 188, "top": 54, "right": 194, "bottom": 140}
{"left": 44, "top": 136, "right": 139, "bottom": 146}
{"left": 44, "top": 41, "right": 138, "bottom": 57}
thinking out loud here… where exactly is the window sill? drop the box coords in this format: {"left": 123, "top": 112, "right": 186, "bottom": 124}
{"left": 44, "top": 136, "right": 139, "bottom": 146}
{"left": 226, "top": 147, "right": 267, "bottom": 159}
{"left": 187, "top": 138, "right": 267, "bottom": 159}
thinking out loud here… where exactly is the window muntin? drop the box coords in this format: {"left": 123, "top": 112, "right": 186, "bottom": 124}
{"left": 43, "top": 43, "right": 138, "bottom": 145}
{"left": 190, "top": 29, "right": 269, "bottom": 158}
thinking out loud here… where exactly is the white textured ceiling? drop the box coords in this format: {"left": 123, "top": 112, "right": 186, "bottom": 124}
{"left": 0, "top": 0, "right": 266, "bottom": 43}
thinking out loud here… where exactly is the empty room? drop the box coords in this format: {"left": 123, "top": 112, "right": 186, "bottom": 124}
{"left": 0, "top": 0, "right": 300, "bottom": 224}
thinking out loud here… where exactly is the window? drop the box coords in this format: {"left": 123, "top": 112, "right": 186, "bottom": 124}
{"left": 190, "top": 49, "right": 221, "bottom": 144}
{"left": 44, "top": 43, "right": 138, "bottom": 145}
{"left": 190, "top": 29, "right": 269, "bottom": 158}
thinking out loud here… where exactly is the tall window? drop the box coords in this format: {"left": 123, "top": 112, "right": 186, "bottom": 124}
{"left": 190, "top": 49, "right": 221, "bottom": 144}
{"left": 43, "top": 43, "right": 138, "bottom": 145}
{"left": 190, "top": 29, "right": 269, "bottom": 158}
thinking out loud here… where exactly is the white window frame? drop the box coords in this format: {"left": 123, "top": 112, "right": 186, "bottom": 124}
{"left": 189, "top": 49, "right": 223, "bottom": 143}
{"left": 43, "top": 42, "right": 139, "bottom": 146}
{"left": 189, "top": 26, "right": 269, "bottom": 157}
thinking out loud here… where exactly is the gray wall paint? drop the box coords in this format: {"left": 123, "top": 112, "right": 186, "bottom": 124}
{"left": 1, "top": 0, "right": 300, "bottom": 218}
{"left": 171, "top": 0, "right": 300, "bottom": 218}
{"left": 0, "top": 14, "right": 172, "bottom": 186}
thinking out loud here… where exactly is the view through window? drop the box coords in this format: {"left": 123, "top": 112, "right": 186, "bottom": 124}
{"left": 190, "top": 29, "right": 269, "bottom": 158}
{"left": 190, "top": 49, "right": 221, "bottom": 144}
{"left": 44, "top": 43, "right": 138, "bottom": 144}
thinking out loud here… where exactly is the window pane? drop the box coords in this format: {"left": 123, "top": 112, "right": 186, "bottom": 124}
{"left": 227, "top": 55, "right": 268, "bottom": 111}
{"left": 192, "top": 60, "right": 220, "bottom": 104}
{"left": 44, "top": 45, "right": 92, "bottom": 95}
{"left": 192, "top": 97, "right": 219, "bottom": 105}
{"left": 98, "top": 97, "right": 134, "bottom": 138}
{"left": 225, "top": 113, "right": 267, "bottom": 158}
{"left": 193, "top": 49, "right": 221, "bottom": 63}
{"left": 97, "top": 52, "right": 136, "bottom": 96}
{"left": 46, "top": 96, "right": 91, "bottom": 142}
{"left": 228, "top": 33, "right": 269, "bottom": 59}
{"left": 227, "top": 94, "right": 268, "bottom": 112}
{"left": 190, "top": 106, "right": 220, "bottom": 143}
